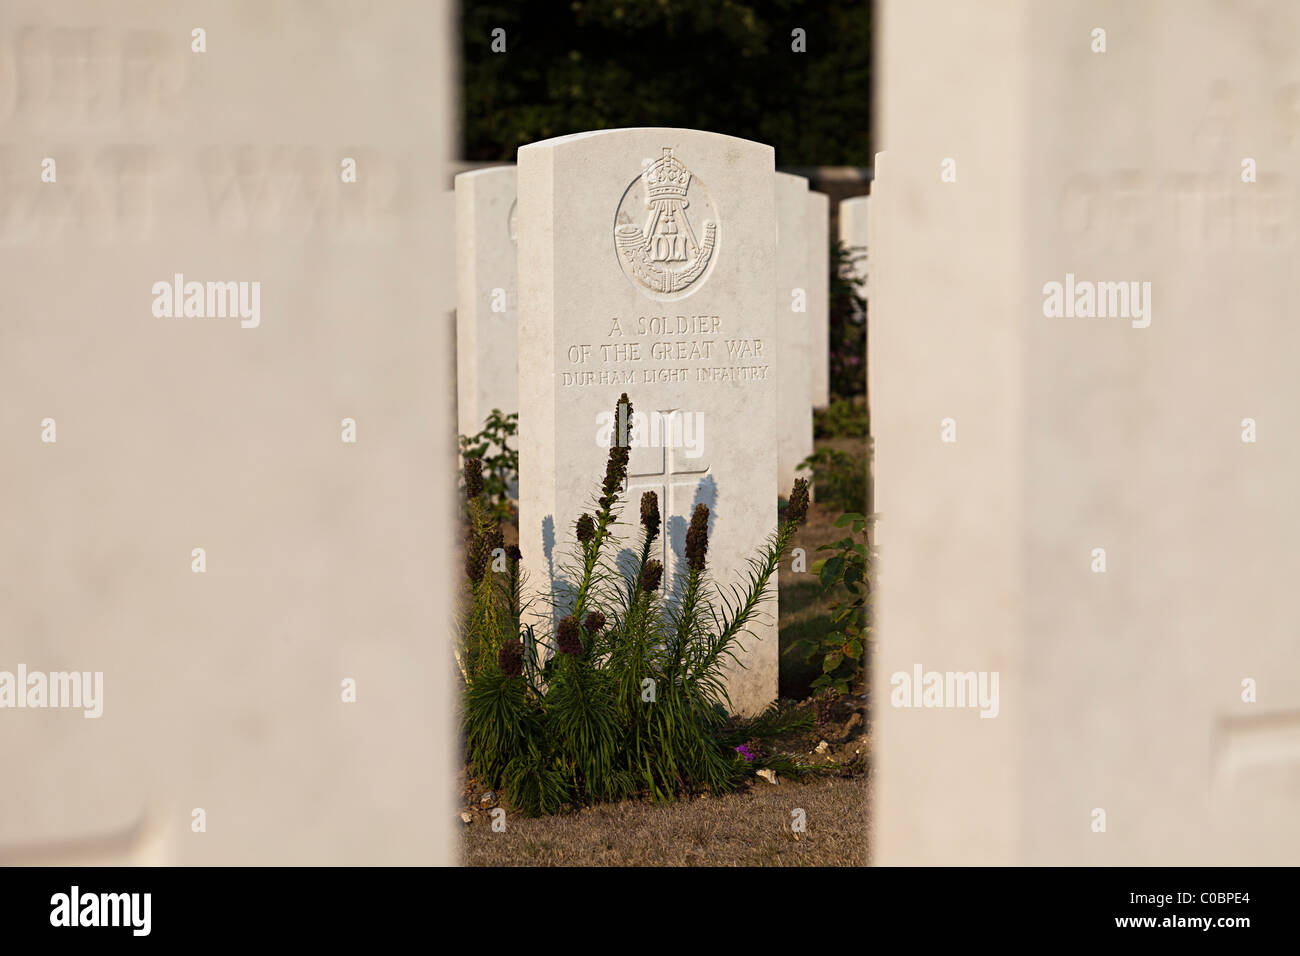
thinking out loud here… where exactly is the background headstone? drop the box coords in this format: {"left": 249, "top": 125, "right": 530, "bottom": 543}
{"left": 808, "top": 190, "right": 830, "bottom": 408}
{"left": 0, "top": 0, "right": 458, "bottom": 864}
{"left": 455, "top": 165, "right": 518, "bottom": 441}
{"left": 839, "top": 194, "right": 870, "bottom": 290}
{"left": 518, "top": 128, "right": 779, "bottom": 715}
{"left": 874, "top": 0, "right": 1300, "bottom": 865}
{"left": 841, "top": 191, "right": 873, "bottom": 512}
{"left": 775, "top": 171, "right": 814, "bottom": 494}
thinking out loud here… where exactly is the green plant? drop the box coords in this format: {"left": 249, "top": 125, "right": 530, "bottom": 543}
{"left": 813, "top": 687, "right": 839, "bottom": 725}
{"left": 458, "top": 409, "right": 518, "bottom": 524}
{"left": 797, "top": 444, "right": 868, "bottom": 514}
{"left": 455, "top": 456, "right": 525, "bottom": 683}
{"left": 461, "top": 394, "right": 814, "bottom": 815}
{"left": 814, "top": 397, "right": 868, "bottom": 440}
{"left": 461, "top": 2, "right": 872, "bottom": 166}
{"left": 787, "top": 512, "right": 872, "bottom": 695}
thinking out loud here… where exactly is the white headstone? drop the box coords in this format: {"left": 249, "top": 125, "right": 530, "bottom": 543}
{"left": 839, "top": 194, "right": 870, "bottom": 290}
{"left": 840, "top": 191, "right": 871, "bottom": 494}
{"left": 775, "top": 172, "right": 814, "bottom": 494}
{"left": 0, "top": 0, "right": 458, "bottom": 864}
{"left": 455, "top": 166, "right": 518, "bottom": 440}
{"left": 874, "top": 0, "right": 1300, "bottom": 865}
{"left": 808, "top": 190, "right": 830, "bottom": 408}
{"left": 518, "top": 128, "right": 779, "bottom": 715}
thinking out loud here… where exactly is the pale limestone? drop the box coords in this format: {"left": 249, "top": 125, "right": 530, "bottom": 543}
{"left": 0, "top": 0, "right": 457, "bottom": 864}
{"left": 455, "top": 166, "right": 518, "bottom": 439}
{"left": 775, "top": 172, "right": 814, "bottom": 494}
{"left": 874, "top": 0, "right": 1300, "bottom": 865}
{"left": 808, "top": 190, "right": 830, "bottom": 407}
{"left": 839, "top": 194, "right": 870, "bottom": 291}
{"left": 518, "top": 129, "right": 779, "bottom": 715}
{"left": 840, "top": 193, "right": 871, "bottom": 515}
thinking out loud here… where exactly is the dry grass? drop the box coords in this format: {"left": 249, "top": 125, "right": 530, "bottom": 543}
{"left": 461, "top": 775, "right": 870, "bottom": 866}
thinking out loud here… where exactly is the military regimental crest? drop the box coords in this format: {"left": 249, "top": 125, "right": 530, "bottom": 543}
{"left": 614, "top": 148, "right": 718, "bottom": 299}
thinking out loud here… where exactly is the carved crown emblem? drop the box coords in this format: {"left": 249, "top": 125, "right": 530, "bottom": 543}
{"left": 644, "top": 148, "right": 691, "bottom": 201}
{"left": 613, "top": 147, "right": 717, "bottom": 299}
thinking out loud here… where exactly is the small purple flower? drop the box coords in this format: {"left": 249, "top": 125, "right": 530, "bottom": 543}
{"left": 556, "top": 615, "right": 583, "bottom": 656}
{"left": 734, "top": 744, "right": 755, "bottom": 763}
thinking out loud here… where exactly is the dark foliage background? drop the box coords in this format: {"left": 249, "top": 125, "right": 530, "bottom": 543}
{"left": 461, "top": 0, "right": 872, "bottom": 166}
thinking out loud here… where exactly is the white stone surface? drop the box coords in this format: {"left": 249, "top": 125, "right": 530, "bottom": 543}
{"left": 841, "top": 191, "right": 871, "bottom": 515}
{"left": 518, "top": 128, "right": 779, "bottom": 715}
{"left": 0, "top": 0, "right": 458, "bottom": 864}
{"left": 874, "top": 0, "right": 1300, "bottom": 865}
{"left": 775, "top": 172, "right": 814, "bottom": 494}
{"left": 839, "top": 194, "right": 870, "bottom": 292}
{"left": 808, "top": 190, "right": 830, "bottom": 407}
{"left": 455, "top": 165, "right": 518, "bottom": 439}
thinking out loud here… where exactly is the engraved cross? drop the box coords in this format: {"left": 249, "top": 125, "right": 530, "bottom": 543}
{"left": 624, "top": 408, "right": 711, "bottom": 584}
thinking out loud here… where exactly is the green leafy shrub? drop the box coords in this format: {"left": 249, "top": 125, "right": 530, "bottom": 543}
{"left": 786, "top": 512, "right": 873, "bottom": 695}
{"left": 461, "top": 394, "right": 815, "bottom": 815}
{"left": 797, "top": 443, "right": 869, "bottom": 514}
{"left": 458, "top": 409, "right": 518, "bottom": 524}
{"left": 814, "top": 397, "right": 868, "bottom": 439}
{"left": 461, "top": 2, "right": 872, "bottom": 167}
{"left": 455, "top": 455, "right": 525, "bottom": 683}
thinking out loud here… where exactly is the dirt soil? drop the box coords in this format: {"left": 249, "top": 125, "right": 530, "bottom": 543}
{"left": 762, "top": 689, "right": 871, "bottom": 773}
{"left": 460, "top": 692, "right": 871, "bottom": 866}
{"left": 461, "top": 775, "right": 869, "bottom": 866}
